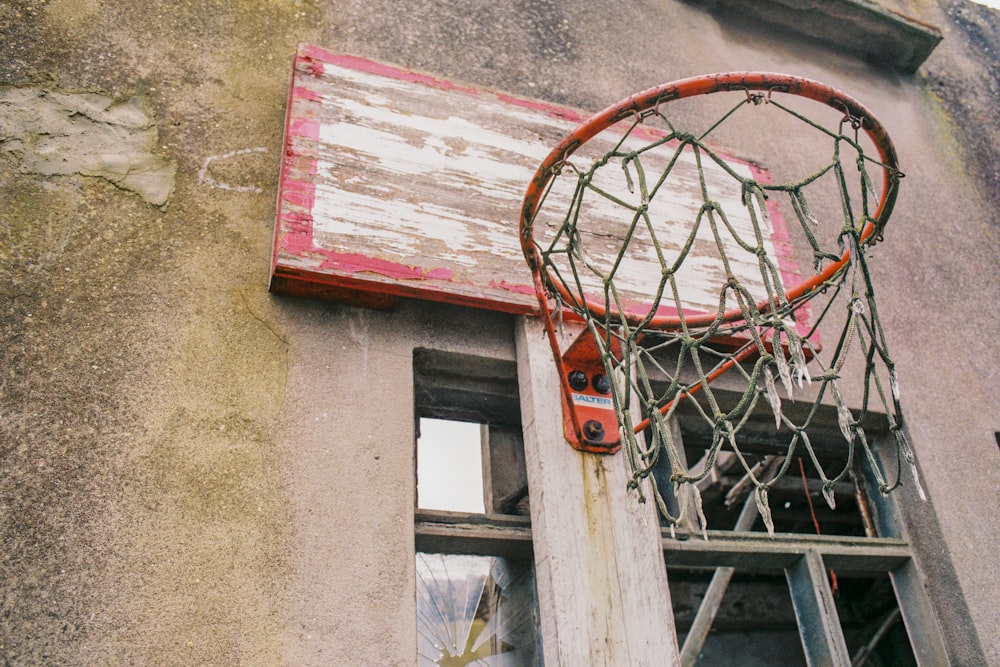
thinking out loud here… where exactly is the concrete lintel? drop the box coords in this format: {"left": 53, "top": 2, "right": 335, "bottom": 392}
{"left": 685, "top": 0, "right": 943, "bottom": 73}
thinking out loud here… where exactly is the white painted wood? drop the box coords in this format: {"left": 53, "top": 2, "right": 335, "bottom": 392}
{"left": 516, "top": 316, "right": 681, "bottom": 666}
{"left": 273, "top": 47, "right": 803, "bottom": 320}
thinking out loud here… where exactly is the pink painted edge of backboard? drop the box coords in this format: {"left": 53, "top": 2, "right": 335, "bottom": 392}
{"left": 270, "top": 44, "right": 579, "bottom": 313}
{"left": 271, "top": 47, "right": 320, "bottom": 282}
{"left": 271, "top": 43, "right": 814, "bottom": 341}
{"left": 297, "top": 44, "right": 592, "bottom": 125}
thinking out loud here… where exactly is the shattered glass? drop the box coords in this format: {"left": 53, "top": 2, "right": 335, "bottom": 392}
{"left": 416, "top": 553, "right": 543, "bottom": 666}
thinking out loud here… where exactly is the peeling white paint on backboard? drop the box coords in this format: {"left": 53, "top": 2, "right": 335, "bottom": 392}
{"left": 271, "top": 45, "right": 802, "bottom": 325}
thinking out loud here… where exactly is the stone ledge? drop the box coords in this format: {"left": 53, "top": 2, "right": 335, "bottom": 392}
{"left": 686, "top": 0, "right": 943, "bottom": 73}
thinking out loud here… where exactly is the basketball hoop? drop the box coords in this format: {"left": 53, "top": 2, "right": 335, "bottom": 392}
{"left": 519, "top": 73, "right": 923, "bottom": 534}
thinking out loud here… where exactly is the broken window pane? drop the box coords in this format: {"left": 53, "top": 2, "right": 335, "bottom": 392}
{"left": 416, "top": 552, "right": 542, "bottom": 666}
{"left": 417, "top": 418, "right": 486, "bottom": 513}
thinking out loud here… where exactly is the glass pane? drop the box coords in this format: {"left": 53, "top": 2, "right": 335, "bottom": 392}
{"left": 417, "top": 418, "right": 485, "bottom": 512}
{"left": 416, "top": 552, "right": 542, "bottom": 666}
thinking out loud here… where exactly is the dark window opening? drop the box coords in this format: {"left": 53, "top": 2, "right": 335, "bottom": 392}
{"left": 670, "top": 569, "right": 806, "bottom": 666}
{"left": 644, "top": 386, "right": 886, "bottom": 538}
{"left": 669, "top": 567, "right": 916, "bottom": 666}
{"left": 837, "top": 574, "right": 917, "bottom": 667}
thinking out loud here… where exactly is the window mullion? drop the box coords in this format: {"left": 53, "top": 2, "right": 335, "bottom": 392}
{"left": 889, "top": 558, "right": 950, "bottom": 666}
{"left": 785, "top": 549, "right": 852, "bottom": 666}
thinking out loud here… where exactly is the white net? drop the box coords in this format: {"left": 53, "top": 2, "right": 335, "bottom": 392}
{"left": 522, "top": 80, "right": 923, "bottom": 534}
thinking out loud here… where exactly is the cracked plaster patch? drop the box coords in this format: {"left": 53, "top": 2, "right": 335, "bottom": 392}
{"left": 0, "top": 87, "right": 177, "bottom": 206}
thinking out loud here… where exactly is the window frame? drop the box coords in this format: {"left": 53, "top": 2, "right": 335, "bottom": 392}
{"left": 412, "top": 322, "right": 950, "bottom": 666}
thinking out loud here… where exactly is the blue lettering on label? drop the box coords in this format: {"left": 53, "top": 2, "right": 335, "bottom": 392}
{"left": 571, "top": 393, "right": 613, "bottom": 408}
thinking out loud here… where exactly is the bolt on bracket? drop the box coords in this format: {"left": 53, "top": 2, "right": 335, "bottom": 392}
{"left": 557, "top": 329, "right": 621, "bottom": 454}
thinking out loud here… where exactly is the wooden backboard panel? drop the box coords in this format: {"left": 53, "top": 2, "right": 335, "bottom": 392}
{"left": 271, "top": 44, "right": 804, "bottom": 326}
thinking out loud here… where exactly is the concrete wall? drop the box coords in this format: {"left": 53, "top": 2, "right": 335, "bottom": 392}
{"left": 2, "top": 0, "right": 998, "bottom": 664}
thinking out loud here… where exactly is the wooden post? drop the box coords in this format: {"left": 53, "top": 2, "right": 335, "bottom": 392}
{"left": 516, "top": 317, "right": 681, "bottom": 666}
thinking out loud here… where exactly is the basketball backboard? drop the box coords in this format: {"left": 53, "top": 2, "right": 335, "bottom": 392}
{"left": 270, "top": 44, "right": 806, "bottom": 329}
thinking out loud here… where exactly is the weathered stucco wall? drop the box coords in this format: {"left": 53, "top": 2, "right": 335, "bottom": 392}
{"left": 1, "top": 0, "right": 998, "bottom": 665}
{"left": 277, "top": 300, "right": 516, "bottom": 665}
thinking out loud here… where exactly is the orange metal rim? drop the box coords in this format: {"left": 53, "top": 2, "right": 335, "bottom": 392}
{"left": 519, "top": 72, "right": 901, "bottom": 332}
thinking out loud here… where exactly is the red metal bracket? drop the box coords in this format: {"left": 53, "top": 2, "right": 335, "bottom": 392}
{"left": 558, "top": 330, "right": 621, "bottom": 454}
